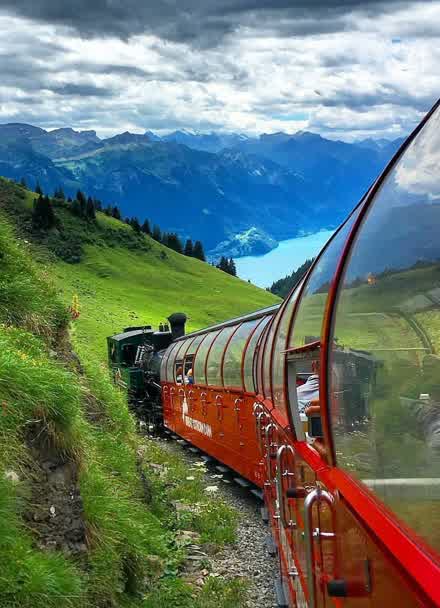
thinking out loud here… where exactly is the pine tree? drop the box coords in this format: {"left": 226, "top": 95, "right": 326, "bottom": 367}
{"left": 54, "top": 186, "right": 65, "bottom": 200}
{"left": 184, "top": 239, "right": 193, "bottom": 257}
{"left": 228, "top": 257, "right": 237, "bottom": 276}
{"left": 104, "top": 206, "right": 112, "bottom": 216}
{"left": 152, "top": 225, "right": 162, "bottom": 242}
{"left": 86, "top": 196, "right": 96, "bottom": 221}
{"left": 77, "top": 190, "right": 86, "bottom": 216}
{"left": 193, "top": 240, "right": 206, "bottom": 261}
{"left": 166, "top": 233, "right": 183, "bottom": 253}
{"left": 20, "top": 177, "right": 27, "bottom": 188}
{"left": 71, "top": 199, "right": 81, "bottom": 216}
{"left": 131, "top": 217, "right": 141, "bottom": 233}
{"left": 32, "top": 195, "right": 55, "bottom": 230}
{"left": 35, "top": 181, "right": 43, "bottom": 196}
{"left": 93, "top": 199, "right": 102, "bottom": 212}
{"left": 141, "top": 219, "right": 151, "bottom": 235}
{"left": 124, "top": 217, "right": 131, "bottom": 224}
{"left": 111, "top": 206, "right": 121, "bottom": 220}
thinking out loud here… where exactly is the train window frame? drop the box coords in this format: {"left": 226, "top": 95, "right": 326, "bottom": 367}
{"left": 193, "top": 330, "right": 221, "bottom": 386}
{"left": 206, "top": 324, "right": 239, "bottom": 387}
{"left": 165, "top": 341, "right": 180, "bottom": 382}
{"left": 243, "top": 316, "right": 271, "bottom": 393}
{"left": 270, "top": 280, "right": 304, "bottom": 417}
{"left": 223, "top": 319, "right": 261, "bottom": 390}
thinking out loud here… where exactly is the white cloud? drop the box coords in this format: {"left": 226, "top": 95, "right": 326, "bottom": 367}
{"left": 0, "top": 2, "right": 439, "bottom": 140}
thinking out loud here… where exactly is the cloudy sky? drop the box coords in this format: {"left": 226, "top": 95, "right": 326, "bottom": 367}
{"left": 0, "top": 1, "right": 439, "bottom": 140}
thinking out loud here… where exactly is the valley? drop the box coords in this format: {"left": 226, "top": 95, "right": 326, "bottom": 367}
{"left": 0, "top": 122, "right": 403, "bottom": 257}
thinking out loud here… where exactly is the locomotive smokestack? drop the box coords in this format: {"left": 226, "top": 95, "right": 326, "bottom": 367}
{"left": 167, "top": 312, "right": 187, "bottom": 340}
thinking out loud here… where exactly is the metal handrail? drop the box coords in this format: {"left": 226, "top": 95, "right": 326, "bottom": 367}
{"left": 304, "top": 489, "right": 335, "bottom": 608}
{"left": 276, "top": 444, "right": 296, "bottom": 529}
{"left": 264, "top": 423, "right": 277, "bottom": 480}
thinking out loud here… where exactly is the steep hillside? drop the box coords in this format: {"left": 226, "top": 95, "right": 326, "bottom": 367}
{"left": 0, "top": 178, "right": 278, "bottom": 361}
{"left": 0, "top": 178, "right": 262, "bottom": 607}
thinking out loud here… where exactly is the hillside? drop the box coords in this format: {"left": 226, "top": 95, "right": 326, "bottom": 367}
{"left": 0, "top": 122, "right": 401, "bottom": 254}
{"left": 0, "top": 178, "right": 278, "bottom": 362}
{"left": 0, "top": 177, "right": 271, "bottom": 606}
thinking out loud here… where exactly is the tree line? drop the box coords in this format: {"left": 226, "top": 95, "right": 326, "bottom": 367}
{"left": 27, "top": 179, "right": 207, "bottom": 261}
{"left": 269, "top": 258, "right": 314, "bottom": 298}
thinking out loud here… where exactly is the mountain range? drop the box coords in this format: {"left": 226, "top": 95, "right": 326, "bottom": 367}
{"left": 0, "top": 122, "right": 404, "bottom": 255}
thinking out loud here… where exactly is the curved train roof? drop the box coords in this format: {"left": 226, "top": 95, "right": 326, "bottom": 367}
{"left": 175, "top": 303, "right": 280, "bottom": 341}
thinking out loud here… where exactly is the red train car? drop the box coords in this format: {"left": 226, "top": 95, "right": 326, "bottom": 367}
{"left": 161, "top": 98, "right": 440, "bottom": 606}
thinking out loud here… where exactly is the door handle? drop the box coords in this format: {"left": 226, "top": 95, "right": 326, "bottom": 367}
{"left": 234, "top": 398, "right": 242, "bottom": 413}
{"left": 304, "top": 489, "right": 335, "bottom": 608}
{"left": 264, "top": 423, "right": 277, "bottom": 481}
{"left": 215, "top": 394, "right": 223, "bottom": 420}
{"left": 256, "top": 411, "right": 267, "bottom": 452}
{"left": 200, "top": 391, "right": 208, "bottom": 416}
{"left": 276, "top": 445, "right": 296, "bottom": 529}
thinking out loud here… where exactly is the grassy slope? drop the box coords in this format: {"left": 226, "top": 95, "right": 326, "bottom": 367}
{"left": 54, "top": 215, "right": 278, "bottom": 361}
{"left": 0, "top": 177, "right": 275, "bottom": 607}
{"left": 0, "top": 177, "right": 278, "bottom": 360}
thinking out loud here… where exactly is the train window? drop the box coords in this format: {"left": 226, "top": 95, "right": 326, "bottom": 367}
{"left": 193, "top": 330, "right": 220, "bottom": 385}
{"left": 174, "top": 360, "right": 184, "bottom": 385}
{"left": 223, "top": 319, "right": 261, "bottom": 389}
{"left": 185, "top": 333, "right": 205, "bottom": 355}
{"left": 206, "top": 325, "right": 238, "bottom": 387}
{"left": 329, "top": 104, "right": 440, "bottom": 557}
{"left": 262, "top": 317, "right": 278, "bottom": 399}
{"left": 243, "top": 316, "right": 271, "bottom": 393}
{"left": 288, "top": 205, "right": 362, "bottom": 351}
{"left": 165, "top": 341, "right": 180, "bottom": 382}
{"left": 271, "top": 281, "right": 303, "bottom": 417}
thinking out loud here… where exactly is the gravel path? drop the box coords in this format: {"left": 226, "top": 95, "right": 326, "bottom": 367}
{"left": 160, "top": 437, "right": 279, "bottom": 608}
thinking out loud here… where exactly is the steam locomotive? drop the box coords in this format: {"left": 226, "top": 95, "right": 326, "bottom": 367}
{"left": 108, "top": 99, "right": 440, "bottom": 607}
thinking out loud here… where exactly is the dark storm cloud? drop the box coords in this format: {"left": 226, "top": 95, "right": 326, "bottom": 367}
{"left": 0, "top": 0, "right": 417, "bottom": 46}
{"left": 48, "top": 83, "right": 113, "bottom": 97}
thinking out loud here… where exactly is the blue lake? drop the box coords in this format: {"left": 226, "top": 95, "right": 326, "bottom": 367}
{"left": 235, "top": 229, "right": 334, "bottom": 288}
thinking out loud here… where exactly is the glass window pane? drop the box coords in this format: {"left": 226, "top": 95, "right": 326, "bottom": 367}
{"left": 186, "top": 333, "right": 205, "bottom": 355}
{"left": 289, "top": 205, "right": 362, "bottom": 350}
{"left": 223, "top": 319, "right": 261, "bottom": 389}
{"left": 272, "top": 282, "right": 303, "bottom": 415}
{"left": 244, "top": 316, "right": 271, "bottom": 393}
{"left": 263, "top": 317, "right": 278, "bottom": 398}
{"left": 193, "top": 331, "right": 220, "bottom": 385}
{"left": 206, "top": 325, "right": 238, "bottom": 386}
{"left": 165, "top": 341, "right": 180, "bottom": 382}
{"left": 329, "top": 105, "right": 440, "bottom": 557}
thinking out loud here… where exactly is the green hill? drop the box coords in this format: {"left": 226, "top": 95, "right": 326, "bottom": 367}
{"left": 0, "top": 178, "right": 278, "bottom": 361}
{"left": 0, "top": 176, "right": 277, "bottom": 607}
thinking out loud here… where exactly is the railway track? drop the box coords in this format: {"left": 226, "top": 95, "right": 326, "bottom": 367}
{"left": 155, "top": 432, "right": 280, "bottom": 608}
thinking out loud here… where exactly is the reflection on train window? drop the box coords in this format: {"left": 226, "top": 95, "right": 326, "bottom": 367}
{"left": 165, "top": 341, "right": 180, "bottom": 382}
{"left": 271, "top": 281, "right": 303, "bottom": 417}
{"left": 243, "top": 316, "right": 271, "bottom": 393}
{"left": 206, "top": 325, "right": 238, "bottom": 387}
{"left": 223, "top": 319, "right": 260, "bottom": 389}
{"left": 329, "top": 105, "right": 440, "bottom": 557}
{"left": 289, "top": 204, "right": 362, "bottom": 350}
{"left": 193, "top": 331, "right": 220, "bottom": 385}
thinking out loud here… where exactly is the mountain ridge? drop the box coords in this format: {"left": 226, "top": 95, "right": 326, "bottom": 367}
{"left": 0, "top": 122, "right": 403, "bottom": 255}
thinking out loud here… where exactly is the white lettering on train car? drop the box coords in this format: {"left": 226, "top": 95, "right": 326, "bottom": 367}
{"left": 182, "top": 397, "right": 212, "bottom": 438}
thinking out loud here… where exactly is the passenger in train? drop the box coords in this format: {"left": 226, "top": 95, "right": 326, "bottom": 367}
{"left": 297, "top": 360, "right": 320, "bottom": 413}
{"left": 186, "top": 368, "right": 194, "bottom": 385}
